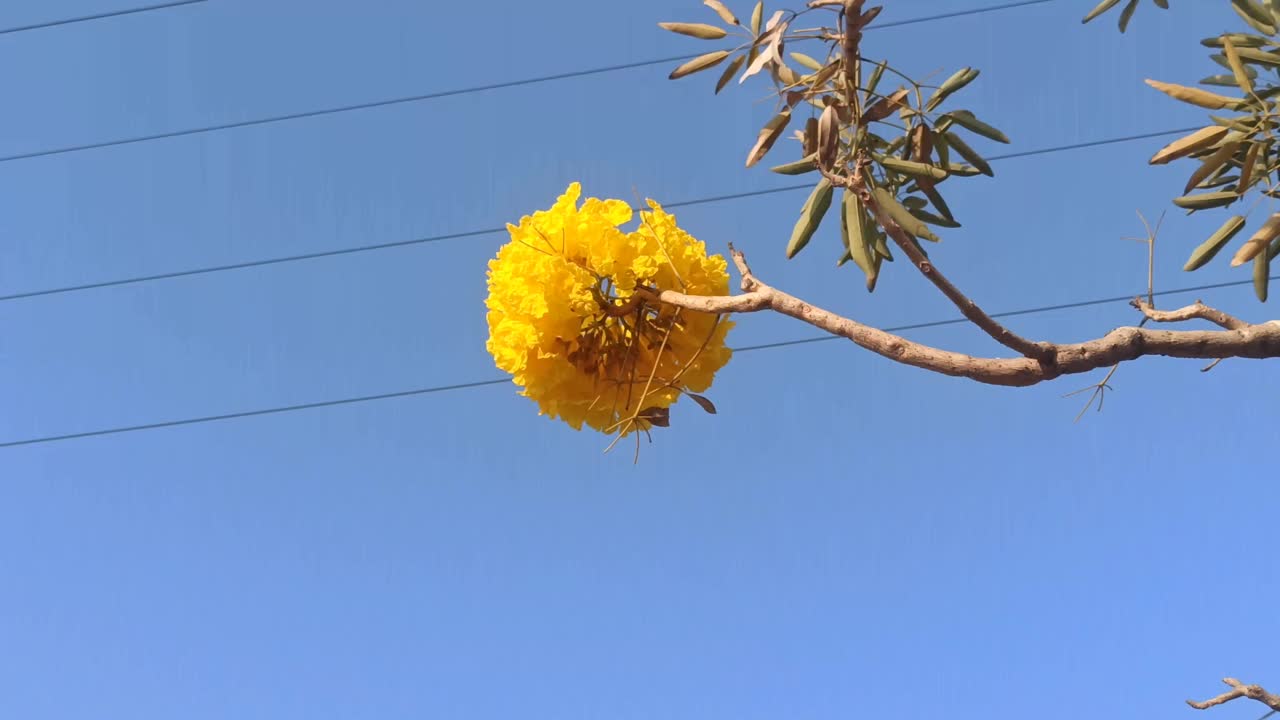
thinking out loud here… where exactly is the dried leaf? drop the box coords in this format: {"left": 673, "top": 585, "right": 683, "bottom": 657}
{"left": 658, "top": 22, "right": 729, "bottom": 39}
{"left": 1184, "top": 215, "right": 1247, "bottom": 271}
{"left": 1149, "top": 125, "right": 1230, "bottom": 165}
{"left": 1222, "top": 36, "right": 1255, "bottom": 94}
{"left": 746, "top": 109, "right": 792, "bottom": 167}
{"left": 669, "top": 50, "right": 732, "bottom": 79}
{"left": 1232, "top": 212, "right": 1280, "bottom": 266}
{"left": 790, "top": 52, "right": 825, "bottom": 71}
{"left": 1145, "top": 79, "right": 1244, "bottom": 110}
{"left": 704, "top": 0, "right": 740, "bottom": 26}
{"left": 637, "top": 406, "right": 671, "bottom": 428}
{"left": 1082, "top": 0, "right": 1123, "bottom": 23}
{"left": 861, "top": 87, "right": 910, "bottom": 125}
{"left": 817, "top": 104, "right": 839, "bottom": 171}
{"left": 686, "top": 393, "right": 718, "bottom": 414}
{"left": 715, "top": 53, "right": 747, "bottom": 93}
{"left": 1183, "top": 141, "right": 1240, "bottom": 194}
{"left": 787, "top": 177, "right": 835, "bottom": 258}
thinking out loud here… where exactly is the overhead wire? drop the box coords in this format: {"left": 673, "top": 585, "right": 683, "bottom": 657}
{"left": 2, "top": 273, "right": 1271, "bottom": 450}
{"left": 0, "top": 126, "right": 1195, "bottom": 303}
{"left": 0, "top": 0, "right": 208, "bottom": 36}
{"left": 0, "top": 0, "right": 1053, "bottom": 164}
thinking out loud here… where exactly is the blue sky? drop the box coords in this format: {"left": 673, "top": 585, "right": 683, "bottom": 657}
{"left": 1, "top": 1, "right": 1277, "bottom": 718}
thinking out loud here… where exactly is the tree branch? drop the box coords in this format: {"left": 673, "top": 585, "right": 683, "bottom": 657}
{"left": 1134, "top": 299, "right": 1249, "bottom": 330}
{"left": 642, "top": 247, "right": 1280, "bottom": 388}
{"left": 1187, "top": 679, "right": 1280, "bottom": 713}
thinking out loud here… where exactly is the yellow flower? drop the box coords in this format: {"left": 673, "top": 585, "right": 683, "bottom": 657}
{"left": 485, "top": 183, "right": 734, "bottom": 436}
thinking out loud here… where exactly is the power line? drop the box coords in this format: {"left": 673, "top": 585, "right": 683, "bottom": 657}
{"left": 0, "top": 0, "right": 208, "bottom": 36}
{"left": 3, "top": 273, "right": 1268, "bottom": 450}
{"left": 0, "top": 126, "right": 1195, "bottom": 304}
{"left": 0, "top": 0, "right": 1051, "bottom": 164}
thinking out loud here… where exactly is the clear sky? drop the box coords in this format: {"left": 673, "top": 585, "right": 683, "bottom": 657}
{"left": 1, "top": 1, "right": 1277, "bottom": 718}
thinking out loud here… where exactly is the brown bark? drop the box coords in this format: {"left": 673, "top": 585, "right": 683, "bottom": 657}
{"left": 1188, "top": 679, "right": 1280, "bottom": 714}
{"left": 640, "top": 247, "right": 1280, "bottom": 388}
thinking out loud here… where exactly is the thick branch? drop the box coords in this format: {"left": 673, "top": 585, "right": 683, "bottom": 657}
{"left": 1135, "top": 299, "right": 1249, "bottom": 330}
{"left": 644, "top": 247, "right": 1280, "bottom": 388}
{"left": 1187, "top": 679, "right": 1280, "bottom": 713}
{"left": 852, "top": 177, "right": 1056, "bottom": 363}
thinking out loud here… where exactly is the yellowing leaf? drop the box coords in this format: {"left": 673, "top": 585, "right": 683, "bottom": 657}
{"left": 714, "top": 53, "right": 746, "bottom": 93}
{"left": 789, "top": 52, "right": 824, "bottom": 71}
{"left": 1145, "top": 79, "right": 1244, "bottom": 110}
{"left": 669, "top": 50, "right": 732, "bottom": 79}
{"left": 1149, "top": 126, "right": 1230, "bottom": 165}
{"left": 703, "top": 0, "right": 739, "bottom": 26}
{"left": 658, "top": 22, "right": 728, "bottom": 39}
{"left": 1232, "top": 212, "right": 1280, "bottom": 266}
{"left": 746, "top": 109, "right": 792, "bottom": 167}
{"left": 1222, "top": 36, "right": 1255, "bottom": 94}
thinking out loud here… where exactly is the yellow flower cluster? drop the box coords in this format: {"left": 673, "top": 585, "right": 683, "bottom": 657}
{"left": 485, "top": 183, "right": 734, "bottom": 436}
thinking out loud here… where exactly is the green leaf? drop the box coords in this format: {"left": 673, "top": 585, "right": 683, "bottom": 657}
{"left": 770, "top": 154, "right": 819, "bottom": 175}
{"left": 1231, "top": 0, "right": 1277, "bottom": 34}
{"left": 937, "top": 110, "right": 1011, "bottom": 144}
{"left": 941, "top": 131, "right": 993, "bottom": 176}
{"left": 786, "top": 177, "right": 834, "bottom": 258}
{"left": 1183, "top": 215, "right": 1246, "bottom": 270}
{"left": 872, "top": 187, "right": 941, "bottom": 242}
{"left": 1171, "top": 191, "right": 1240, "bottom": 210}
{"left": 1118, "top": 0, "right": 1139, "bottom": 32}
{"left": 924, "top": 68, "right": 979, "bottom": 112}
{"left": 878, "top": 155, "right": 950, "bottom": 180}
{"left": 840, "top": 189, "right": 881, "bottom": 291}
{"left": 1254, "top": 248, "right": 1270, "bottom": 301}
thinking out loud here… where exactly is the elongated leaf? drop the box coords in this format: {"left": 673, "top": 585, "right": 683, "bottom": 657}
{"left": 879, "top": 155, "right": 949, "bottom": 180}
{"left": 841, "top": 189, "right": 881, "bottom": 291}
{"left": 1232, "top": 212, "right": 1280, "bottom": 266}
{"left": 686, "top": 392, "right": 718, "bottom": 414}
{"left": 1254, "top": 249, "right": 1270, "bottom": 301}
{"left": 750, "top": 0, "right": 763, "bottom": 34}
{"left": 1082, "top": 0, "right": 1122, "bottom": 23}
{"left": 1201, "top": 33, "right": 1269, "bottom": 48}
{"left": 942, "top": 131, "right": 993, "bottom": 176}
{"left": 670, "top": 50, "right": 732, "bottom": 79}
{"left": 1231, "top": 0, "right": 1277, "bottom": 34}
{"left": 1150, "top": 126, "right": 1230, "bottom": 165}
{"left": 864, "top": 60, "right": 887, "bottom": 102}
{"left": 786, "top": 177, "right": 834, "bottom": 258}
{"left": 746, "top": 109, "right": 791, "bottom": 167}
{"left": 872, "top": 187, "right": 940, "bottom": 242}
{"left": 908, "top": 207, "right": 961, "bottom": 228}
{"left": 703, "top": 0, "right": 739, "bottom": 26}
{"left": 938, "top": 110, "right": 1010, "bottom": 144}
{"left": 789, "top": 52, "right": 824, "bottom": 71}
{"left": 658, "top": 22, "right": 728, "bottom": 39}
{"left": 861, "top": 88, "right": 910, "bottom": 125}
{"left": 1222, "top": 37, "right": 1255, "bottom": 94}
{"left": 1184, "top": 141, "right": 1240, "bottom": 193}
{"left": 1118, "top": 0, "right": 1139, "bottom": 32}
{"left": 770, "top": 154, "right": 818, "bottom": 175}
{"left": 1172, "top": 191, "right": 1239, "bottom": 209}
{"left": 1145, "top": 79, "right": 1244, "bottom": 110}
{"left": 817, "top": 104, "right": 839, "bottom": 171}
{"left": 1184, "top": 215, "right": 1247, "bottom": 270}
{"left": 1239, "top": 141, "right": 1262, "bottom": 192}
{"left": 715, "top": 53, "right": 746, "bottom": 93}
{"left": 1232, "top": 46, "right": 1280, "bottom": 66}
{"left": 924, "top": 68, "right": 979, "bottom": 112}
{"left": 920, "top": 184, "right": 955, "bottom": 222}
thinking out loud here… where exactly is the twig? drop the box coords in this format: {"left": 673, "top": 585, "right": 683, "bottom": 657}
{"left": 1188, "top": 679, "right": 1280, "bottom": 713}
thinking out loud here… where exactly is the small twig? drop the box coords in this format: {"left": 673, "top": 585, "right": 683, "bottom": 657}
{"left": 1133, "top": 298, "right": 1249, "bottom": 330}
{"left": 1187, "top": 679, "right": 1280, "bottom": 713}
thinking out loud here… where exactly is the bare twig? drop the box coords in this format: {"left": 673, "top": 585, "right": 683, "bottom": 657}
{"left": 643, "top": 247, "right": 1280, "bottom": 388}
{"left": 1134, "top": 298, "right": 1249, "bottom": 330}
{"left": 1188, "top": 679, "right": 1280, "bottom": 713}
